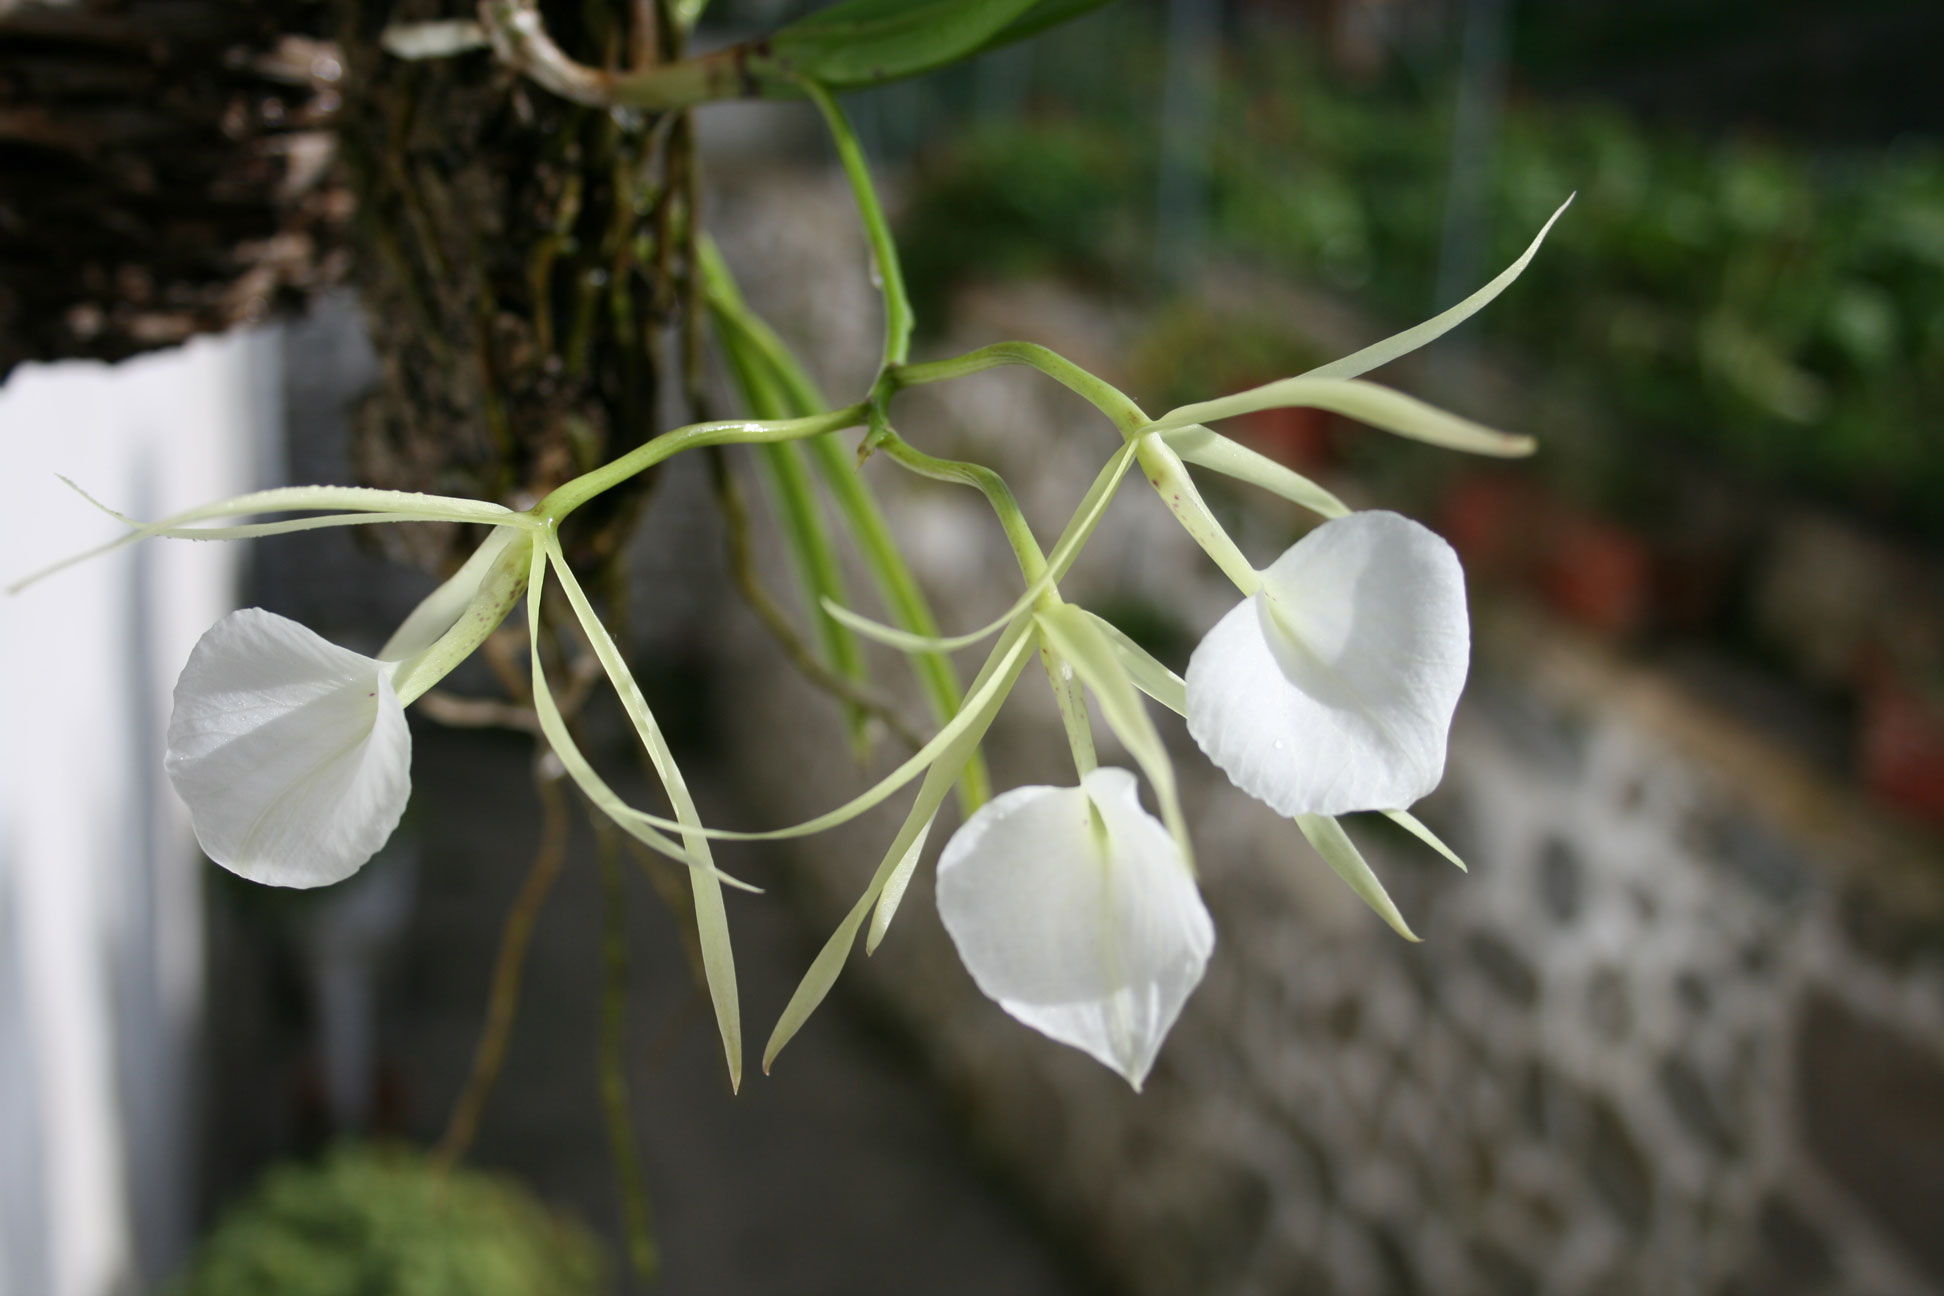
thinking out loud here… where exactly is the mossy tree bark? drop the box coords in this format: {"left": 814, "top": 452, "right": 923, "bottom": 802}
{"left": 3, "top": 0, "right": 690, "bottom": 573}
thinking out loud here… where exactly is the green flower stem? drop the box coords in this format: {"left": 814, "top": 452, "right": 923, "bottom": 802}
{"left": 800, "top": 79, "right": 913, "bottom": 369}
{"left": 894, "top": 341, "right": 1264, "bottom": 596}
{"left": 871, "top": 425, "right": 1096, "bottom": 779}
{"left": 534, "top": 404, "right": 868, "bottom": 521}
{"left": 891, "top": 342, "right": 1147, "bottom": 433}
{"left": 873, "top": 428, "right": 1045, "bottom": 583}
{"left": 1136, "top": 435, "right": 1262, "bottom": 597}
{"left": 804, "top": 434, "right": 993, "bottom": 810}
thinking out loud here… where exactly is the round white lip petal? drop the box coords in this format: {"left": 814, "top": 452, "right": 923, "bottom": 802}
{"left": 935, "top": 766, "right": 1214, "bottom": 1090}
{"left": 166, "top": 608, "right": 412, "bottom": 888}
{"left": 1185, "top": 511, "right": 1468, "bottom": 818}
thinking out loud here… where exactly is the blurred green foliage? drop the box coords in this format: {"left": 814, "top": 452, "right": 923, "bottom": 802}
{"left": 898, "top": 35, "right": 1944, "bottom": 533}
{"left": 169, "top": 1145, "right": 605, "bottom": 1296}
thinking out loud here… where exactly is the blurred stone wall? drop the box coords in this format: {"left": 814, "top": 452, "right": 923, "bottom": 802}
{"left": 706, "top": 163, "right": 1944, "bottom": 1296}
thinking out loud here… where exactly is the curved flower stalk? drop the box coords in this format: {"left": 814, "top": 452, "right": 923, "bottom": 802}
{"left": 166, "top": 523, "right": 537, "bottom": 887}
{"left": 936, "top": 767, "right": 1213, "bottom": 1090}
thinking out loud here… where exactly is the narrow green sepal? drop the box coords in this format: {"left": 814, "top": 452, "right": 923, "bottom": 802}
{"left": 1295, "top": 814, "right": 1420, "bottom": 942}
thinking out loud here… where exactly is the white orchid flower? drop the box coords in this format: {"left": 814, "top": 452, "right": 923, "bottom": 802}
{"left": 165, "top": 525, "right": 533, "bottom": 888}
{"left": 166, "top": 608, "right": 413, "bottom": 887}
{"left": 1185, "top": 510, "right": 1467, "bottom": 819}
{"left": 936, "top": 766, "right": 1214, "bottom": 1090}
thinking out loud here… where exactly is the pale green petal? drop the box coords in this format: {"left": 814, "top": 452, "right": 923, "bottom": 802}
{"left": 380, "top": 527, "right": 521, "bottom": 661}
{"left": 545, "top": 538, "right": 744, "bottom": 1090}
{"left": 1077, "top": 609, "right": 1187, "bottom": 717}
{"left": 519, "top": 546, "right": 750, "bottom": 887}
{"left": 765, "top": 629, "right": 1031, "bottom": 1071}
{"left": 1037, "top": 604, "right": 1191, "bottom": 869}
{"left": 1302, "top": 195, "right": 1575, "bottom": 381}
{"left": 1295, "top": 814, "right": 1418, "bottom": 941}
{"left": 11, "top": 477, "right": 520, "bottom": 593}
{"left": 1160, "top": 424, "right": 1351, "bottom": 519}
{"left": 866, "top": 812, "right": 936, "bottom": 952}
{"left": 619, "top": 621, "right": 1038, "bottom": 843}
{"left": 1148, "top": 377, "right": 1532, "bottom": 457}
{"left": 1382, "top": 808, "right": 1468, "bottom": 872}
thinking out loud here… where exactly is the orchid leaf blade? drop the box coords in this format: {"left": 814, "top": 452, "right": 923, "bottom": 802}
{"left": 770, "top": 0, "right": 1041, "bottom": 89}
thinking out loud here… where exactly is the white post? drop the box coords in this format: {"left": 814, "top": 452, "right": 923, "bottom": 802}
{"left": 0, "top": 328, "right": 278, "bottom": 1296}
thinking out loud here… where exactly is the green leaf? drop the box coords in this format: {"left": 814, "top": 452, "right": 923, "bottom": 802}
{"left": 770, "top": 0, "right": 1043, "bottom": 89}
{"left": 971, "top": 0, "right": 1115, "bottom": 57}
{"left": 1295, "top": 814, "right": 1419, "bottom": 942}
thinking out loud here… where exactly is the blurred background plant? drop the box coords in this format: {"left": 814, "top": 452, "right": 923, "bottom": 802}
{"left": 168, "top": 1144, "right": 604, "bottom": 1296}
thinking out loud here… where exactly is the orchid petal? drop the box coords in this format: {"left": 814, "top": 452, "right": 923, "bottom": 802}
{"left": 1383, "top": 808, "right": 1467, "bottom": 872}
{"left": 935, "top": 767, "right": 1213, "bottom": 1090}
{"left": 1301, "top": 194, "right": 1575, "bottom": 381}
{"left": 1186, "top": 511, "right": 1468, "bottom": 817}
{"left": 1296, "top": 813, "right": 1418, "bottom": 941}
{"left": 165, "top": 609, "right": 411, "bottom": 888}
{"left": 1159, "top": 424, "right": 1351, "bottom": 520}
{"left": 380, "top": 527, "right": 520, "bottom": 661}
{"left": 1075, "top": 608, "right": 1186, "bottom": 717}
{"left": 766, "top": 621, "right": 1033, "bottom": 1072}
{"left": 1147, "top": 377, "right": 1532, "bottom": 457}
{"left": 544, "top": 536, "right": 745, "bottom": 1091}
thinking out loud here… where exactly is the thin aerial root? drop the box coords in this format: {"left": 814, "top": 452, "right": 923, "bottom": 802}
{"left": 430, "top": 751, "right": 573, "bottom": 1171}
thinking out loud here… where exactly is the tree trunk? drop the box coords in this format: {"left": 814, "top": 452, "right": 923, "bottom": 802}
{"left": 0, "top": 0, "right": 348, "bottom": 376}
{"left": 3, "top": 0, "right": 683, "bottom": 569}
